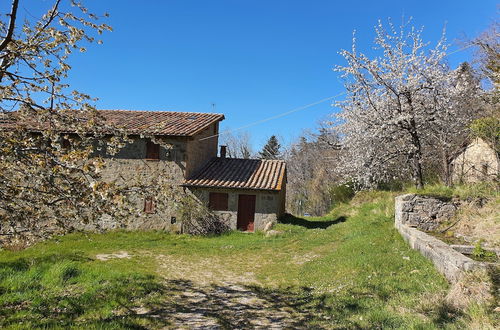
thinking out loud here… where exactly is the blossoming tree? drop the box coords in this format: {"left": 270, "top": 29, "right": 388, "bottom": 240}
{"left": 334, "top": 19, "right": 481, "bottom": 188}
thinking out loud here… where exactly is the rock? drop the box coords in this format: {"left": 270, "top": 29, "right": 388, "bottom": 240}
{"left": 265, "top": 230, "right": 282, "bottom": 237}
{"left": 437, "top": 204, "right": 457, "bottom": 220}
{"left": 132, "top": 307, "right": 150, "bottom": 315}
{"left": 95, "top": 251, "right": 131, "bottom": 261}
{"left": 263, "top": 221, "right": 274, "bottom": 232}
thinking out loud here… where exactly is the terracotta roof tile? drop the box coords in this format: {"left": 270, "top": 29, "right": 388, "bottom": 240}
{"left": 1, "top": 110, "right": 225, "bottom": 137}
{"left": 184, "top": 158, "right": 286, "bottom": 191}
{"left": 97, "top": 110, "right": 224, "bottom": 136}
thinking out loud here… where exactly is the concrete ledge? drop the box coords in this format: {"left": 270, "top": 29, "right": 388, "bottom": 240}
{"left": 395, "top": 195, "right": 488, "bottom": 282}
{"left": 450, "top": 245, "right": 500, "bottom": 258}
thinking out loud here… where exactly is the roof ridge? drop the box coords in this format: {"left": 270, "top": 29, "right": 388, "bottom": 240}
{"left": 220, "top": 157, "right": 285, "bottom": 162}
{"left": 97, "top": 109, "right": 225, "bottom": 116}
{"left": 2, "top": 109, "right": 225, "bottom": 137}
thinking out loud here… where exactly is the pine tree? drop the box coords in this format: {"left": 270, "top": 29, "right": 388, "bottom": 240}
{"left": 259, "top": 135, "right": 282, "bottom": 159}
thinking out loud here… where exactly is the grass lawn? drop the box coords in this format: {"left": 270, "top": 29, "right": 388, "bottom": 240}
{"left": 0, "top": 191, "right": 495, "bottom": 329}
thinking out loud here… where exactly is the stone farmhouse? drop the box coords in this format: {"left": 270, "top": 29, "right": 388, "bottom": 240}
{"left": 451, "top": 137, "right": 499, "bottom": 184}
{"left": 4, "top": 109, "right": 287, "bottom": 233}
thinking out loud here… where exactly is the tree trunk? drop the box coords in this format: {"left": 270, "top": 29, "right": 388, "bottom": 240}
{"left": 441, "top": 149, "right": 452, "bottom": 187}
{"left": 412, "top": 151, "right": 424, "bottom": 189}
{"left": 408, "top": 121, "right": 424, "bottom": 189}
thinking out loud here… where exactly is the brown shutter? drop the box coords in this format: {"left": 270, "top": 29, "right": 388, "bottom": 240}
{"left": 62, "top": 138, "right": 71, "bottom": 149}
{"left": 146, "top": 140, "right": 160, "bottom": 160}
{"left": 144, "top": 197, "right": 155, "bottom": 214}
{"left": 209, "top": 192, "right": 228, "bottom": 211}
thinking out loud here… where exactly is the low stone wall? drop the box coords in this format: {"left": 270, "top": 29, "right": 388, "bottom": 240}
{"left": 395, "top": 193, "right": 457, "bottom": 231}
{"left": 395, "top": 194, "right": 486, "bottom": 282}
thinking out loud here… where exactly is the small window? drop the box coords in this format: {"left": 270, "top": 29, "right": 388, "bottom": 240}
{"left": 144, "top": 196, "right": 155, "bottom": 214}
{"left": 62, "top": 138, "right": 71, "bottom": 149}
{"left": 209, "top": 192, "right": 228, "bottom": 211}
{"left": 482, "top": 164, "right": 488, "bottom": 176}
{"left": 146, "top": 140, "right": 160, "bottom": 160}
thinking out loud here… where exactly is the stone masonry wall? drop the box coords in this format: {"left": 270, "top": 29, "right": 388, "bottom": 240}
{"left": 451, "top": 137, "right": 500, "bottom": 184}
{"left": 74, "top": 136, "right": 190, "bottom": 233}
{"left": 396, "top": 194, "right": 458, "bottom": 231}
{"left": 1, "top": 131, "right": 221, "bottom": 246}
{"left": 191, "top": 187, "right": 281, "bottom": 231}
{"left": 185, "top": 123, "right": 219, "bottom": 178}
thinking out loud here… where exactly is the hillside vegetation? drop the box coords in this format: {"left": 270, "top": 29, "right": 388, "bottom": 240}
{"left": 0, "top": 190, "right": 498, "bottom": 329}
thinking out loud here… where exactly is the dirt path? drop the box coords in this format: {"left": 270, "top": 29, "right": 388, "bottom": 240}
{"left": 156, "top": 280, "right": 308, "bottom": 329}
{"left": 140, "top": 254, "right": 325, "bottom": 329}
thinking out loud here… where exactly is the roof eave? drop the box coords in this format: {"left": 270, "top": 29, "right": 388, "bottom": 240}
{"left": 181, "top": 183, "right": 282, "bottom": 192}
{"left": 188, "top": 115, "right": 225, "bottom": 137}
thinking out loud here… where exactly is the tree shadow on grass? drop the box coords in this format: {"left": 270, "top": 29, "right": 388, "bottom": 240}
{"left": 129, "top": 279, "right": 337, "bottom": 329}
{"left": 279, "top": 213, "right": 347, "bottom": 229}
{"left": 8, "top": 278, "right": 336, "bottom": 329}
{"left": 1, "top": 253, "right": 334, "bottom": 328}
{"left": 1, "top": 267, "right": 466, "bottom": 329}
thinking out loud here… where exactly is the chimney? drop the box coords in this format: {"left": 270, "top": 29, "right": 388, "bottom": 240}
{"left": 220, "top": 145, "right": 227, "bottom": 159}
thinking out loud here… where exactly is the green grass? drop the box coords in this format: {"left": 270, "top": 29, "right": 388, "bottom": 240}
{"left": 405, "top": 182, "right": 499, "bottom": 200}
{"left": 0, "top": 190, "right": 496, "bottom": 328}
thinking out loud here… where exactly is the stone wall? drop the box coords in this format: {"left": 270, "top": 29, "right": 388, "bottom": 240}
{"left": 185, "top": 123, "right": 219, "bottom": 178}
{"left": 395, "top": 194, "right": 458, "bottom": 231}
{"left": 190, "top": 187, "right": 283, "bottom": 231}
{"left": 101, "top": 136, "right": 187, "bottom": 184}
{"left": 395, "top": 194, "right": 486, "bottom": 282}
{"left": 1, "top": 130, "right": 221, "bottom": 245}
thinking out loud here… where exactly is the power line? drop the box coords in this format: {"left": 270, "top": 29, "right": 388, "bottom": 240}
{"left": 199, "top": 93, "right": 345, "bottom": 141}
{"left": 447, "top": 44, "right": 473, "bottom": 55}
{"left": 199, "top": 44, "right": 474, "bottom": 142}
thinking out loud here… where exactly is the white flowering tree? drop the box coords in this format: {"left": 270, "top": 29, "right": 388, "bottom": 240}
{"left": 0, "top": 1, "right": 197, "bottom": 244}
{"left": 0, "top": 0, "right": 116, "bottom": 242}
{"left": 0, "top": 1, "right": 228, "bottom": 245}
{"left": 334, "top": 19, "right": 481, "bottom": 189}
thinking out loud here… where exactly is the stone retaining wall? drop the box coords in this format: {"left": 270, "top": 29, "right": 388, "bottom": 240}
{"left": 395, "top": 194, "right": 486, "bottom": 282}
{"left": 395, "top": 193, "right": 458, "bottom": 231}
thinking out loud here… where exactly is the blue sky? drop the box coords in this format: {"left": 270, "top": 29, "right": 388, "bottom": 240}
{"left": 16, "top": 0, "right": 497, "bottom": 149}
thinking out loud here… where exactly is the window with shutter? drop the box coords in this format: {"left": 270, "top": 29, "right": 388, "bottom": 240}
{"left": 62, "top": 138, "right": 71, "bottom": 149}
{"left": 146, "top": 140, "right": 160, "bottom": 160}
{"left": 144, "top": 197, "right": 155, "bottom": 214}
{"left": 209, "top": 192, "right": 228, "bottom": 211}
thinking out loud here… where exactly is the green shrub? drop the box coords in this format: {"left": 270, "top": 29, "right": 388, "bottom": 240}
{"left": 376, "top": 180, "right": 405, "bottom": 191}
{"left": 329, "top": 183, "right": 355, "bottom": 205}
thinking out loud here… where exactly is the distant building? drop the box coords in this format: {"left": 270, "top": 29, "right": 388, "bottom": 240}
{"left": 451, "top": 138, "right": 499, "bottom": 184}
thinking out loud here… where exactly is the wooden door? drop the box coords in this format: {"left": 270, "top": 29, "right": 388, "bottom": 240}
{"left": 237, "top": 194, "right": 256, "bottom": 232}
